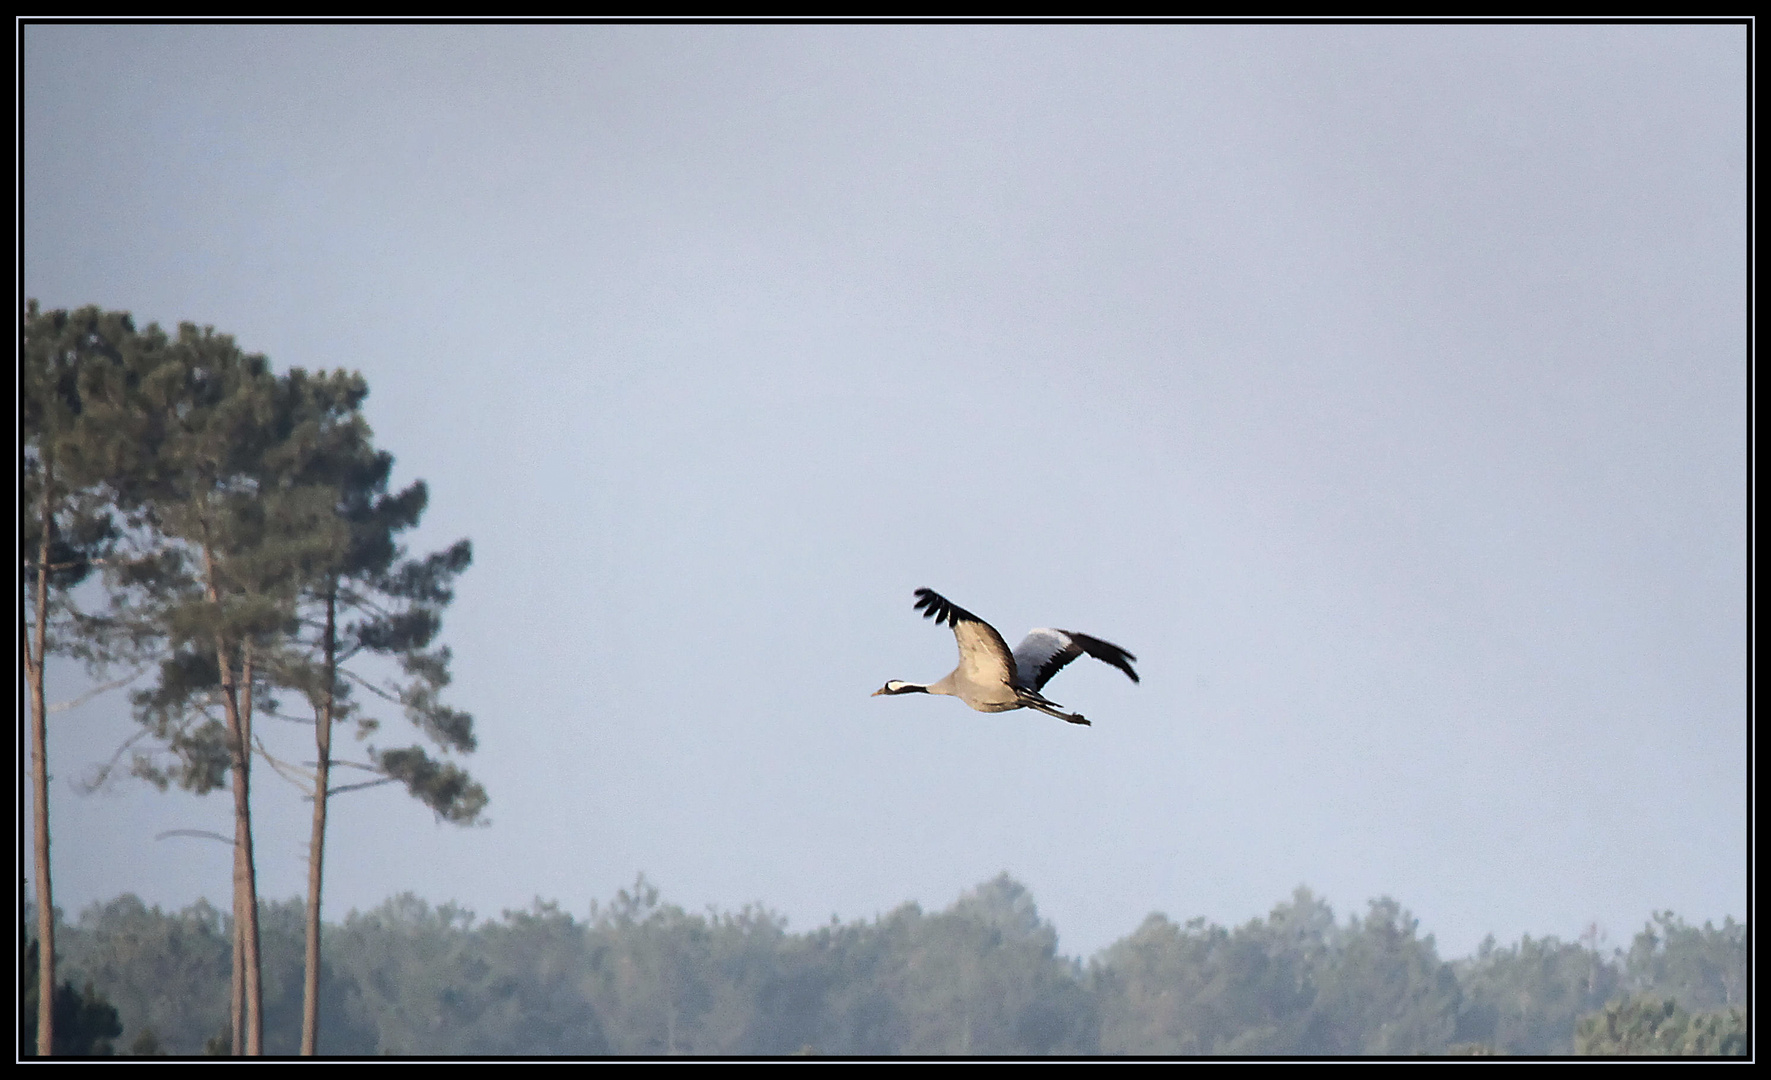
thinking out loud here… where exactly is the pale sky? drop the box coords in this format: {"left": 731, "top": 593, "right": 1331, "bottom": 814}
{"left": 21, "top": 23, "right": 1748, "bottom": 960}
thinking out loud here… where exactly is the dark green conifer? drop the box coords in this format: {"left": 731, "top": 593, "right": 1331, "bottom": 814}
{"left": 259, "top": 367, "right": 484, "bottom": 1054}
{"left": 21, "top": 302, "right": 158, "bottom": 1055}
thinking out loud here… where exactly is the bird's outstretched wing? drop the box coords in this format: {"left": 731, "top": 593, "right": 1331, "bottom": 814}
{"left": 913, "top": 588, "right": 1017, "bottom": 689}
{"left": 1012, "top": 628, "right": 1139, "bottom": 692}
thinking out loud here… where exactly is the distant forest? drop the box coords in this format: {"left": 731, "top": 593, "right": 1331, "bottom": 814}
{"left": 26, "top": 875, "right": 1746, "bottom": 1057}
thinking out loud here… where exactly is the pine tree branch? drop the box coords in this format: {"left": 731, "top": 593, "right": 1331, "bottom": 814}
{"left": 256, "top": 705, "right": 320, "bottom": 727}
{"left": 78, "top": 728, "right": 152, "bottom": 794}
{"left": 47, "top": 666, "right": 148, "bottom": 714}
{"left": 329, "top": 777, "right": 397, "bottom": 796}
{"left": 22, "top": 552, "right": 170, "bottom": 572}
{"left": 342, "top": 591, "right": 396, "bottom": 621}
{"left": 341, "top": 667, "right": 405, "bottom": 705}
{"left": 254, "top": 736, "right": 316, "bottom": 790}
{"left": 155, "top": 828, "right": 233, "bottom": 845}
{"left": 319, "top": 756, "right": 402, "bottom": 796}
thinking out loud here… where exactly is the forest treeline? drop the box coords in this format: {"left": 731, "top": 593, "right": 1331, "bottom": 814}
{"left": 30, "top": 875, "right": 1747, "bottom": 1057}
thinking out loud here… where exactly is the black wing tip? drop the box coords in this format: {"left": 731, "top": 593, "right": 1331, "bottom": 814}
{"left": 912, "top": 587, "right": 963, "bottom": 627}
{"left": 912, "top": 588, "right": 941, "bottom": 619}
{"left": 1066, "top": 631, "right": 1140, "bottom": 683}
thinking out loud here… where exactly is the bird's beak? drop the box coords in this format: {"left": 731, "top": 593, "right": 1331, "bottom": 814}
{"left": 870, "top": 687, "right": 886, "bottom": 696}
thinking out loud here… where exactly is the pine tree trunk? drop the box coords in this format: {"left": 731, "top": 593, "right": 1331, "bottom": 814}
{"left": 207, "top": 544, "right": 264, "bottom": 1056}
{"left": 27, "top": 470, "right": 56, "bottom": 1057}
{"left": 231, "top": 903, "right": 244, "bottom": 1055}
{"left": 238, "top": 642, "right": 264, "bottom": 1055}
{"left": 301, "top": 587, "right": 337, "bottom": 1056}
{"left": 226, "top": 658, "right": 259, "bottom": 1054}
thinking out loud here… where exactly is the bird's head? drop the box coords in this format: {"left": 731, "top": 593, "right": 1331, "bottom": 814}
{"left": 872, "top": 680, "right": 925, "bottom": 696}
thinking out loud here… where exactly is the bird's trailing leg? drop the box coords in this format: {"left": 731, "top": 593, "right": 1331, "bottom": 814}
{"left": 1021, "top": 695, "right": 1090, "bottom": 726}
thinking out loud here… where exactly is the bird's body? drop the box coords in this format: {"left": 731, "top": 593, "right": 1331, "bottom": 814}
{"left": 873, "top": 588, "right": 1138, "bottom": 725}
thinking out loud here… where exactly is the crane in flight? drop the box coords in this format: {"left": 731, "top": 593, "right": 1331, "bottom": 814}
{"left": 872, "top": 588, "right": 1139, "bottom": 726}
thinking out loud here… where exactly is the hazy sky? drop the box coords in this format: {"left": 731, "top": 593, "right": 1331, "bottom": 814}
{"left": 22, "top": 23, "right": 1747, "bottom": 960}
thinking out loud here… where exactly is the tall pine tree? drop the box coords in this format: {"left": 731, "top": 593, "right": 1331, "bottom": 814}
{"left": 255, "top": 368, "right": 484, "bottom": 1054}
{"left": 20, "top": 303, "right": 162, "bottom": 1055}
